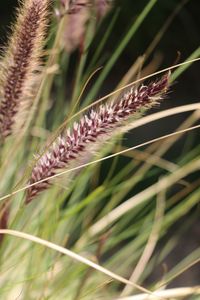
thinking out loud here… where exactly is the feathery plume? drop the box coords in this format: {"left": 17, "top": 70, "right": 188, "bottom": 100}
{"left": 95, "top": 0, "right": 111, "bottom": 19}
{"left": 62, "top": 0, "right": 90, "bottom": 53}
{"left": 26, "top": 73, "right": 170, "bottom": 203}
{"left": 61, "top": 0, "right": 111, "bottom": 53}
{"left": 0, "top": 0, "right": 50, "bottom": 138}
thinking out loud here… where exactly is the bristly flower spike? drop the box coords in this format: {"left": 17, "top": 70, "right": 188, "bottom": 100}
{"left": 61, "top": 0, "right": 111, "bottom": 53}
{"left": 0, "top": 0, "right": 51, "bottom": 138}
{"left": 26, "top": 73, "right": 170, "bottom": 203}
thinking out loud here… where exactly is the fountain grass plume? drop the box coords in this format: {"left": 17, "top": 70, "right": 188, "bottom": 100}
{"left": 61, "top": 0, "right": 111, "bottom": 53}
{"left": 0, "top": 0, "right": 51, "bottom": 138}
{"left": 26, "top": 72, "right": 170, "bottom": 203}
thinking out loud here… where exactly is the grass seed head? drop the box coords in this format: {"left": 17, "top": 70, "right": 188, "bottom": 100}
{"left": 26, "top": 73, "right": 170, "bottom": 203}
{"left": 0, "top": 0, "right": 51, "bottom": 138}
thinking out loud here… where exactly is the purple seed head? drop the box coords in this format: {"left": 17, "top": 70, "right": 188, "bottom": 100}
{"left": 0, "top": 0, "right": 50, "bottom": 138}
{"left": 26, "top": 73, "right": 170, "bottom": 203}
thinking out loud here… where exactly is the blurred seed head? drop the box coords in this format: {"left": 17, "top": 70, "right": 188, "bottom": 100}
{"left": 59, "top": 0, "right": 112, "bottom": 53}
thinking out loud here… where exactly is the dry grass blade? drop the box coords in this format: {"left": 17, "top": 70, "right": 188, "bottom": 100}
{"left": 121, "top": 190, "right": 166, "bottom": 296}
{"left": 89, "top": 157, "right": 200, "bottom": 236}
{"left": 116, "top": 287, "right": 200, "bottom": 300}
{"left": 0, "top": 123, "right": 199, "bottom": 203}
{"left": 157, "top": 257, "right": 200, "bottom": 289}
{"left": 0, "top": 229, "right": 161, "bottom": 297}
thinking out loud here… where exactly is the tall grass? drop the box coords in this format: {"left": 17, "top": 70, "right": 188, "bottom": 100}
{"left": 0, "top": 0, "right": 199, "bottom": 299}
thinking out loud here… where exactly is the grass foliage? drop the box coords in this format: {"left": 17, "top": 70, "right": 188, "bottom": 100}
{"left": 0, "top": 0, "right": 199, "bottom": 299}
